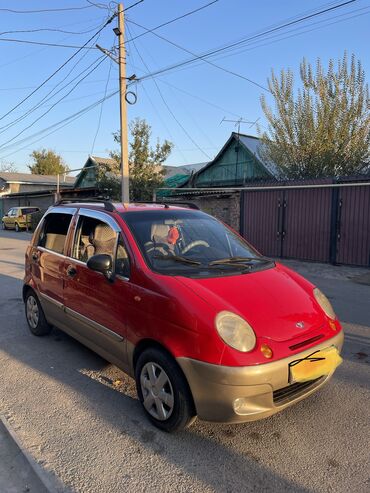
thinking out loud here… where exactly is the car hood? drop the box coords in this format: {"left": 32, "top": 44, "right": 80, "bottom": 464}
{"left": 176, "top": 264, "right": 325, "bottom": 342}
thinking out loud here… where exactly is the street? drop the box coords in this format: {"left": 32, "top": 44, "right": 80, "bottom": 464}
{"left": 0, "top": 229, "right": 369, "bottom": 493}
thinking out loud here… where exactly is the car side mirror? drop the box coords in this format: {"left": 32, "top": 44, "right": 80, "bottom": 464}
{"left": 86, "top": 254, "right": 115, "bottom": 282}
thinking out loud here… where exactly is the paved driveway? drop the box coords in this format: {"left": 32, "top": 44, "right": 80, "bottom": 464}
{"left": 0, "top": 230, "right": 369, "bottom": 493}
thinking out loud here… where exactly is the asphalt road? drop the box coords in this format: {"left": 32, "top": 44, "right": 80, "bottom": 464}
{"left": 0, "top": 229, "right": 369, "bottom": 493}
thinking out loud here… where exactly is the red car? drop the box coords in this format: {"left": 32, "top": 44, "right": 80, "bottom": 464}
{"left": 23, "top": 200, "right": 343, "bottom": 432}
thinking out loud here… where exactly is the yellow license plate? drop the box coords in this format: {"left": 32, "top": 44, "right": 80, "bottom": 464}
{"left": 289, "top": 346, "right": 342, "bottom": 383}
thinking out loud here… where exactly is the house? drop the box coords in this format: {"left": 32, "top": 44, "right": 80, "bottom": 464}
{"left": 74, "top": 156, "right": 119, "bottom": 189}
{"left": 187, "top": 132, "right": 279, "bottom": 189}
{"left": 160, "top": 133, "right": 280, "bottom": 231}
{"left": 0, "top": 172, "right": 75, "bottom": 217}
{"left": 0, "top": 172, "right": 75, "bottom": 196}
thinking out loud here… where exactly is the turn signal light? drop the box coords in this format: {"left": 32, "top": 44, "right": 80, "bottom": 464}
{"left": 260, "top": 343, "right": 273, "bottom": 359}
{"left": 329, "top": 320, "right": 337, "bottom": 331}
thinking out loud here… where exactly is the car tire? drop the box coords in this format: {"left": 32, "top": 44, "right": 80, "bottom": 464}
{"left": 135, "top": 347, "right": 196, "bottom": 432}
{"left": 25, "top": 290, "right": 52, "bottom": 336}
{"left": 1, "top": 222, "right": 6, "bottom": 230}
{"left": 15, "top": 223, "right": 20, "bottom": 232}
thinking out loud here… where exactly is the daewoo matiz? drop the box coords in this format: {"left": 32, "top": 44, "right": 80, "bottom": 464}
{"left": 24, "top": 200, "right": 343, "bottom": 432}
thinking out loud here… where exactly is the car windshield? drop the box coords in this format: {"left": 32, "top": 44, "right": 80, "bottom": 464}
{"left": 122, "top": 209, "right": 274, "bottom": 278}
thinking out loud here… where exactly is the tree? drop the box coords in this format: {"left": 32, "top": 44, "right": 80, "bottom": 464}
{"left": 98, "top": 118, "right": 173, "bottom": 201}
{"left": 0, "top": 161, "right": 17, "bottom": 172}
{"left": 28, "top": 148, "right": 69, "bottom": 175}
{"left": 259, "top": 53, "right": 370, "bottom": 179}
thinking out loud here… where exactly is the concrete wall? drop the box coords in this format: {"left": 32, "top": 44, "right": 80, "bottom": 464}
{"left": 172, "top": 192, "right": 241, "bottom": 232}
{"left": 1, "top": 193, "right": 55, "bottom": 217}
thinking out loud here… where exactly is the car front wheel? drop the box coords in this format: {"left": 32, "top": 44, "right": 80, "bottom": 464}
{"left": 135, "top": 347, "right": 196, "bottom": 432}
{"left": 25, "top": 290, "right": 51, "bottom": 336}
{"left": 1, "top": 222, "right": 6, "bottom": 230}
{"left": 15, "top": 223, "right": 20, "bottom": 232}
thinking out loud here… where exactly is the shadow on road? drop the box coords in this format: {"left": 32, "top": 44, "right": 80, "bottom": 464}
{"left": 1, "top": 267, "right": 369, "bottom": 492}
{"left": 0, "top": 270, "right": 314, "bottom": 492}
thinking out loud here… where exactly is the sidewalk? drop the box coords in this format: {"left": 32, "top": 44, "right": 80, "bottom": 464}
{"left": 0, "top": 418, "right": 49, "bottom": 493}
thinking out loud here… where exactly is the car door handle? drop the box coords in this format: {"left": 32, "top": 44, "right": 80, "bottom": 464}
{"left": 66, "top": 265, "right": 77, "bottom": 277}
{"left": 32, "top": 252, "right": 39, "bottom": 261}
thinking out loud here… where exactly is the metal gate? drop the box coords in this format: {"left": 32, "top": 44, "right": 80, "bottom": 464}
{"left": 241, "top": 181, "right": 370, "bottom": 267}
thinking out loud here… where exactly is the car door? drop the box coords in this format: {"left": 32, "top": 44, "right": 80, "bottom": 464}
{"left": 63, "top": 208, "right": 132, "bottom": 371}
{"left": 5, "top": 208, "right": 15, "bottom": 228}
{"left": 30, "top": 208, "right": 76, "bottom": 325}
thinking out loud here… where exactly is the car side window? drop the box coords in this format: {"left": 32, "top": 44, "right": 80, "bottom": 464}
{"left": 115, "top": 234, "right": 130, "bottom": 278}
{"left": 37, "top": 213, "right": 73, "bottom": 254}
{"left": 72, "top": 215, "right": 117, "bottom": 263}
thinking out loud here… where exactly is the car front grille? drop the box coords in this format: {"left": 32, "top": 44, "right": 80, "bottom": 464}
{"left": 273, "top": 377, "right": 324, "bottom": 405}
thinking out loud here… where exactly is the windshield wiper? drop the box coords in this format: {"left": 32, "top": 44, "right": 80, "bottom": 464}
{"left": 153, "top": 254, "right": 201, "bottom": 265}
{"left": 208, "top": 256, "right": 272, "bottom": 266}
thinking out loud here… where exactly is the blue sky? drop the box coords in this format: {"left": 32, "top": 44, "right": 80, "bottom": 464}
{"left": 0, "top": 0, "right": 369, "bottom": 174}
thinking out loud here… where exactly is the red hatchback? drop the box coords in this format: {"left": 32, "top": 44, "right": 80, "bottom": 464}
{"left": 24, "top": 200, "right": 343, "bottom": 432}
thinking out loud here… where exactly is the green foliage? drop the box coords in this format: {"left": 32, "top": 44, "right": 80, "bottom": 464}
{"left": 28, "top": 148, "right": 69, "bottom": 175}
{"left": 259, "top": 53, "right": 370, "bottom": 178}
{"left": 99, "top": 118, "right": 173, "bottom": 201}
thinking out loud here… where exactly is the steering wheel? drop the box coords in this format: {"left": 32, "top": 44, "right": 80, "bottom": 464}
{"left": 146, "top": 242, "right": 172, "bottom": 254}
{"left": 181, "top": 240, "right": 210, "bottom": 254}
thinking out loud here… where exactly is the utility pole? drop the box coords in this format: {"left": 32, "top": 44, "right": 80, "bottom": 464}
{"left": 117, "top": 3, "right": 129, "bottom": 204}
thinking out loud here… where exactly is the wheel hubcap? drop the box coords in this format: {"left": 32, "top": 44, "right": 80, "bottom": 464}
{"left": 140, "top": 362, "right": 174, "bottom": 421}
{"left": 26, "top": 296, "right": 39, "bottom": 329}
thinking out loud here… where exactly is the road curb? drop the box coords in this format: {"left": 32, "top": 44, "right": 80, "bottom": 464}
{"left": 0, "top": 415, "right": 67, "bottom": 493}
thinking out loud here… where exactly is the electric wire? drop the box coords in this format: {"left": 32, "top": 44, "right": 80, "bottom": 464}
{"left": 127, "top": 19, "right": 269, "bottom": 92}
{"left": 0, "top": 38, "right": 101, "bottom": 49}
{"left": 0, "top": 90, "right": 119, "bottom": 159}
{"left": 90, "top": 59, "right": 113, "bottom": 154}
{"left": 126, "top": 26, "right": 211, "bottom": 160}
{"left": 125, "top": 30, "right": 189, "bottom": 164}
{"left": 0, "top": 31, "right": 104, "bottom": 134}
{"left": 0, "top": 56, "right": 108, "bottom": 151}
{"left": 125, "top": 0, "right": 219, "bottom": 44}
{"left": 0, "top": 13, "right": 116, "bottom": 124}
{"left": 135, "top": 0, "right": 356, "bottom": 82}
{"left": 0, "top": 6, "right": 95, "bottom": 13}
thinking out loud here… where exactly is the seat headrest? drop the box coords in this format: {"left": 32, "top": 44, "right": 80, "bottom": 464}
{"left": 151, "top": 224, "right": 169, "bottom": 239}
{"left": 93, "top": 224, "right": 116, "bottom": 243}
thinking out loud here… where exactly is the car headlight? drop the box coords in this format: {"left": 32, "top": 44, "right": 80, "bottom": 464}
{"left": 215, "top": 311, "right": 256, "bottom": 352}
{"left": 313, "top": 288, "right": 336, "bottom": 319}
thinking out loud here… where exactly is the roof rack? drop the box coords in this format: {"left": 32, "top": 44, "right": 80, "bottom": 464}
{"left": 54, "top": 198, "right": 116, "bottom": 212}
{"left": 136, "top": 201, "right": 199, "bottom": 210}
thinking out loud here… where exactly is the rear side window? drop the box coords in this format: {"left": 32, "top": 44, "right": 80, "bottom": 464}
{"left": 37, "top": 213, "right": 72, "bottom": 254}
{"left": 21, "top": 207, "right": 39, "bottom": 215}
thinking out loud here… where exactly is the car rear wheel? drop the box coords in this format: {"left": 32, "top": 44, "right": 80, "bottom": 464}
{"left": 25, "top": 290, "right": 52, "bottom": 336}
{"left": 135, "top": 347, "right": 196, "bottom": 432}
{"left": 15, "top": 222, "right": 20, "bottom": 232}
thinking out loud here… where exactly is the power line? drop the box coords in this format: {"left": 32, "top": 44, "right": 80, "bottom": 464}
{"left": 127, "top": 26, "right": 211, "bottom": 160}
{"left": 0, "top": 38, "right": 101, "bottom": 49}
{"left": 205, "top": 5, "right": 370, "bottom": 65}
{"left": 0, "top": 90, "right": 119, "bottom": 159}
{"left": 125, "top": 1, "right": 219, "bottom": 44}
{"left": 0, "top": 32, "right": 105, "bottom": 134}
{"left": 0, "top": 56, "right": 108, "bottom": 151}
{"left": 0, "top": 13, "right": 116, "bottom": 124}
{"left": 124, "top": 1, "right": 145, "bottom": 12}
{"left": 135, "top": 0, "right": 356, "bottom": 83}
{"left": 127, "top": 19, "right": 269, "bottom": 92}
{"left": 91, "top": 59, "right": 113, "bottom": 154}
{"left": 0, "top": 25, "right": 106, "bottom": 36}
{"left": 125, "top": 28, "right": 189, "bottom": 164}
{"left": 0, "top": 5, "right": 95, "bottom": 13}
